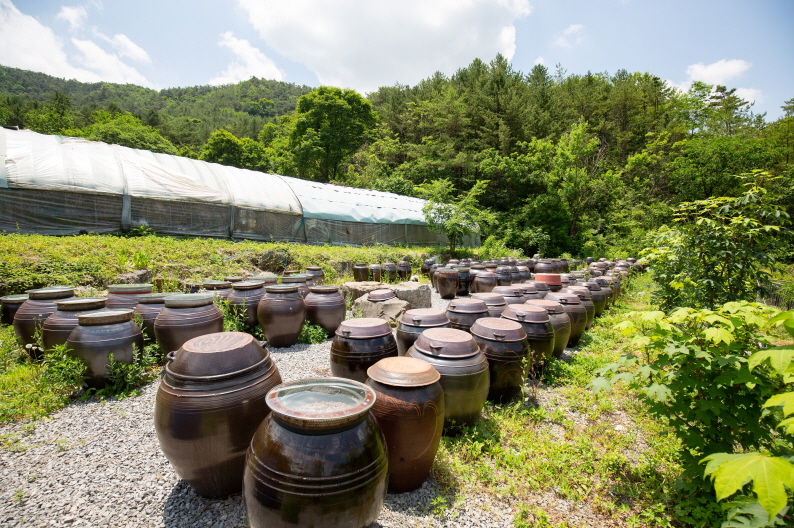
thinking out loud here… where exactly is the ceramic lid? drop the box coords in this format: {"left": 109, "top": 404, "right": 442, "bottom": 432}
{"left": 308, "top": 285, "right": 339, "bottom": 294}
{"left": 399, "top": 308, "right": 449, "bottom": 327}
{"left": 448, "top": 259, "right": 460, "bottom": 264}
{"left": 167, "top": 332, "right": 269, "bottom": 379}
{"left": 470, "top": 317, "right": 527, "bottom": 342}
{"left": 164, "top": 293, "right": 215, "bottom": 307}
{"left": 517, "top": 284, "right": 539, "bottom": 295}
{"left": 26, "top": 286, "right": 75, "bottom": 299}
{"left": 584, "top": 280, "right": 603, "bottom": 291}
{"left": 413, "top": 327, "right": 480, "bottom": 359}
{"left": 1, "top": 294, "right": 28, "bottom": 304}
{"left": 447, "top": 298, "right": 488, "bottom": 314}
{"left": 546, "top": 292, "right": 581, "bottom": 305}
{"left": 368, "top": 289, "right": 396, "bottom": 302}
{"left": 78, "top": 309, "right": 133, "bottom": 325}
{"left": 367, "top": 356, "right": 440, "bottom": 387}
{"left": 137, "top": 292, "right": 174, "bottom": 304}
{"left": 470, "top": 264, "right": 486, "bottom": 270}
{"left": 501, "top": 304, "right": 549, "bottom": 323}
{"left": 249, "top": 274, "right": 278, "bottom": 282}
{"left": 266, "top": 377, "right": 375, "bottom": 429}
{"left": 232, "top": 281, "right": 265, "bottom": 291}
{"left": 382, "top": 262, "right": 396, "bottom": 268}
{"left": 369, "top": 264, "right": 382, "bottom": 269}
{"left": 563, "top": 287, "right": 592, "bottom": 300}
{"left": 281, "top": 274, "right": 310, "bottom": 283}
{"left": 527, "top": 280, "right": 550, "bottom": 291}
{"left": 525, "top": 299, "right": 565, "bottom": 314}
{"left": 534, "top": 273, "right": 562, "bottom": 285}
{"left": 107, "top": 284, "right": 153, "bottom": 294}
{"left": 456, "top": 267, "right": 470, "bottom": 273}
{"left": 306, "top": 266, "right": 323, "bottom": 271}
{"left": 55, "top": 297, "right": 106, "bottom": 310}
{"left": 265, "top": 284, "right": 299, "bottom": 294}
{"left": 436, "top": 268, "right": 458, "bottom": 274}
{"left": 492, "top": 286, "right": 523, "bottom": 298}
{"left": 203, "top": 280, "right": 232, "bottom": 290}
{"left": 355, "top": 262, "right": 368, "bottom": 266}
{"left": 336, "top": 318, "right": 393, "bottom": 339}
{"left": 224, "top": 276, "right": 243, "bottom": 282}
{"left": 471, "top": 293, "right": 507, "bottom": 306}
{"left": 398, "top": 261, "right": 411, "bottom": 266}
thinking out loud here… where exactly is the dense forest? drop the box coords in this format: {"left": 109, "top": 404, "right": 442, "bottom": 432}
{"left": 1, "top": 57, "right": 792, "bottom": 258}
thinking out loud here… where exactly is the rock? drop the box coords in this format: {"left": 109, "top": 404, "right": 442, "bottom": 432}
{"left": 338, "top": 281, "right": 389, "bottom": 303}
{"left": 113, "top": 269, "right": 152, "bottom": 284}
{"left": 409, "top": 275, "right": 420, "bottom": 282}
{"left": 352, "top": 296, "right": 411, "bottom": 325}
{"left": 390, "top": 282, "right": 431, "bottom": 309}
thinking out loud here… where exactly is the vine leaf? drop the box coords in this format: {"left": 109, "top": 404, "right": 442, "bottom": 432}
{"left": 764, "top": 392, "right": 794, "bottom": 417}
{"left": 748, "top": 346, "right": 794, "bottom": 376}
{"left": 704, "top": 326, "right": 734, "bottom": 344}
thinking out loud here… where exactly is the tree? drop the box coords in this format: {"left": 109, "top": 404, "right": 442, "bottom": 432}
{"left": 200, "top": 129, "right": 270, "bottom": 172}
{"left": 64, "top": 111, "right": 178, "bottom": 155}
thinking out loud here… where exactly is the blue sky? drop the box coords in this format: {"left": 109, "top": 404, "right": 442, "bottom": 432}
{"left": 2, "top": 0, "right": 792, "bottom": 119}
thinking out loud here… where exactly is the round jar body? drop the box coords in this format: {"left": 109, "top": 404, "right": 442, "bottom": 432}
{"left": 42, "top": 300, "right": 107, "bottom": 350}
{"left": 155, "top": 304, "right": 224, "bottom": 354}
{"left": 66, "top": 319, "right": 143, "bottom": 388}
{"left": 456, "top": 269, "right": 472, "bottom": 297}
{"left": 534, "top": 261, "right": 554, "bottom": 274}
{"left": 257, "top": 288, "right": 306, "bottom": 348}
{"left": 105, "top": 284, "right": 153, "bottom": 310}
{"left": 227, "top": 283, "right": 266, "bottom": 328}
{"left": 1, "top": 295, "right": 27, "bottom": 326}
{"left": 547, "top": 312, "right": 572, "bottom": 357}
{"left": 382, "top": 263, "right": 397, "bottom": 282}
{"left": 352, "top": 263, "right": 369, "bottom": 282}
{"left": 305, "top": 266, "right": 324, "bottom": 286}
{"left": 472, "top": 272, "right": 497, "bottom": 293}
{"left": 421, "top": 259, "right": 434, "bottom": 276}
{"left": 491, "top": 286, "right": 525, "bottom": 305}
{"left": 397, "top": 261, "right": 411, "bottom": 280}
{"left": 445, "top": 309, "right": 486, "bottom": 333}
{"left": 435, "top": 270, "right": 459, "bottom": 300}
{"left": 494, "top": 267, "right": 512, "bottom": 286}
{"left": 304, "top": 287, "right": 346, "bottom": 337}
{"left": 14, "top": 290, "right": 75, "bottom": 354}
{"left": 134, "top": 299, "right": 168, "bottom": 342}
{"left": 471, "top": 333, "right": 529, "bottom": 404}
{"left": 396, "top": 316, "right": 449, "bottom": 357}
{"left": 331, "top": 334, "right": 399, "bottom": 383}
{"left": 369, "top": 265, "right": 382, "bottom": 282}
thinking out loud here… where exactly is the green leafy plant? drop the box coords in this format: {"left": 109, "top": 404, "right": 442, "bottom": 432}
{"left": 97, "top": 343, "right": 160, "bottom": 397}
{"left": 42, "top": 343, "right": 86, "bottom": 391}
{"left": 132, "top": 250, "right": 150, "bottom": 270}
{"left": 298, "top": 323, "right": 328, "bottom": 344}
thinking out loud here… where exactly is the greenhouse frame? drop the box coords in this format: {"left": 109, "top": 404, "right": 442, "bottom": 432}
{"left": 0, "top": 128, "right": 479, "bottom": 246}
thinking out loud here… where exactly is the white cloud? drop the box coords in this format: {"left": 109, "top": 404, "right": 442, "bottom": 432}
{"left": 100, "top": 33, "right": 151, "bottom": 64}
{"left": 209, "top": 31, "right": 284, "bottom": 85}
{"left": 534, "top": 56, "right": 545, "bottom": 65}
{"left": 686, "top": 59, "right": 751, "bottom": 86}
{"left": 56, "top": 5, "right": 87, "bottom": 31}
{"left": 71, "top": 38, "right": 153, "bottom": 86}
{"left": 236, "top": 0, "right": 532, "bottom": 94}
{"left": 553, "top": 23, "right": 584, "bottom": 48}
{"left": 735, "top": 87, "right": 762, "bottom": 104}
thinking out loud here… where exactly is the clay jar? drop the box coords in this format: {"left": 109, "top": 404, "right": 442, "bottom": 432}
{"left": 471, "top": 270, "right": 497, "bottom": 293}
{"left": 203, "top": 281, "right": 233, "bottom": 301}
{"left": 249, "top": 274, "right": 278, "bottom": 286}
{"left": 396, "top": 309, "right": 449, "bottom": 356}
{"left": 331, "top": 318, "right": 398, "bottom": 383}
{"left": 445, "top": 298, "right": 488, "bottom": 333}
{"left": 435, "top": 268, "right": 459, "bottom": 300}
{"left": 155, "top": 332, "right": 282, "bottom": 498}
{"left": 398, "top": 261, "right": 412, "bottom": 280}
{"left": 534, "top": 274, "right": 563, "bottom": 292}
{"left": 429, "top": 263, "right": 441, "bottom": 290}
{"left": 14, "top": 286, "right": 75, "bottom": 354}
{"left": 501, "top": 305, "right": 555, "bottom": 366}
{"left": 382, "top": 263, "right": 397, "bottom": 282}
{"left": 353, "top": 262, "right": 370, "bottom": 282}
{"left": 155, "top": 294, "right": 224, "bottom": 354}
{"left": 421, "top": 258, "right": 434, "bottom": 276}
{"left": 244, "top": 378, "right": 388, "bottom": 528}
{"left": 224, "top": 276, "right": 243, "bottom": 283}
{"left": 1, "top": 294, "right": 28, "bottom": 326}
{"left": 527, "top": 280, "right": 550, "bottom": 299}
{"left": 369, "top": 264, "right": 382, "bottom": 282}
{"left": 280, "top": 274, "right": 311, "bottom": 298}
{"left": 105, "top": 283, "right": 153, "bottom": 310}
{"left": 508, "top": 266, "right": 521, "bottom": 284}
{"left": 517, "top": 266, "right": 530, "bottom": 283}
{"left": 494, "top": 266, "right": 513, "bottom": 286}
{"left": 456, "top": 268, "right": 472, "bottom": 297}
{"left": 562, "top": 287, "right": 595, "bottom": 330}
{"left": 525, "top": 299, "right": 571, "bottom": 359}
{"left": 534, "top": 260, "right": 554, "bottom": 274}
{"left": 589, "top": 278, "right": 614, "bottom": 309}
{"left": 366, "top": 357, "right": 444, "bottom": 493}
{"left": 227, "top": 281, "right": 266, "bottom": 328}
{"left": 470, "top": 318, "right": 529, "bottom": 404}
{"left": 517, "top": 284, "right": 542, "bottom": 301}
{"left": 491, "top": 285, "right": 526, "bottom": 305}
{"left": 257, "top": 285, "right": 306, "bottom": 348}
{"left": 407, "top": 328, "right": 489, "bottom": 432}
{"left": 471, "top": 293, "right": 508, "bottom": 317}
{"left": 582, "top": 281, "right": 607, "bottom": 317}
{"left": 305, "top": 266, "right": 325, "bottom": 286}
{"left": 304, "top": 286, "right": 346, "bottom": 337}
{"left": 66, "top": 309, "right": 143, "bottom": 388}
{"left": 43, "top": 297, "right": 107, "bottom": 350}
{"left": 546, "top": 293, "right": 588, "bottom": 348}
{"left": 134, "top": 293, "right": 172, "bottom": 341}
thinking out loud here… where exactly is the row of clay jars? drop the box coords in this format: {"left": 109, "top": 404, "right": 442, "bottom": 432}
{"left": 42, "top": 297, "right": 108, "bottom": 350}
{"left": 13, "top": 286, "right": 75, "bottom": 358}
{"left": 331, "top": 318, "right": 399, "bottom": 383}
{"left": 256, "top": 284, "right": 346, "bottom": 346}
{"left": 353, "top": 262, "right": 409, "bottom": 282}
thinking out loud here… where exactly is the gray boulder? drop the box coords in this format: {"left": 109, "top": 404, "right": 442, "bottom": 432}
{"left": 390, "top": 282, "right": 431, "bottom": 309}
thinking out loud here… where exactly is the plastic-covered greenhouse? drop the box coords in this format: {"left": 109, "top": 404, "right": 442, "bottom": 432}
{"left": 0, "top": 128, "right": 479, "bottom": 246}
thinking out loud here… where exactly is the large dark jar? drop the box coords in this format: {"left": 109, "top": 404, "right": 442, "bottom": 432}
{"left": 134, "top": 293, "right": 173, "bottom": 341}
{"left": 589, "top": 278, "right": 614, "bottom": 310}
{"left": 429, "top": 263, "right": 442, "bottom": 291}
{"left": 517, "top": 266, "right": 531, "bottom": 283}
{"left": 435, "top": 268, "right": 459, "bottom": 300}
{"left": 491, "top": 285, "right": 526, "bottom": 305}
{"left": 202, "top": 280, "right": 233, "bottom": 301}
{"left": 517, "top": 284, "right": 542, "bottom": 301}
{"left": 471, "top": 293, "right": 508, "bottom": 317}
{"left": 43, "top": 297, "right": 107, "bottom": 350}
{"left": 244, "top": 378, "right": 387, "bottom": 528}
{"left": 331, "top": 318, "right": 398, "bottom": 383}
{"left": 105, "top": 283, "right": 153, "bottom": 310}
{"left": 155, "top": 294, "right": 224, "bottom": 354}
{"left": 525, "top": 299, "right": 571, "bottom": 358}
{"left": 421, "top": 258, "right": 434, "bottom": 276}
{"left": 526, "top": 280, "right": 550, "bottom": 299}
{"left": 366, "top": 357, "right": 444, "bottom": 493}
{"left": 353, "top": 263, "right": 370, "bottom": 282}
{"left": 581, "top": 281, "right": 607, "bottom": 317}
{"left": 534, "top": 260, "right": 554, "bottom": 274}
{"left": 470, "top": 318, "right": 529, "bottom": 404}
{"left": 456, "top": 268, "right": 472, "bottom": 296}
{"left": 14, "top": 286, "right": 75, "bottom": 354}
{"left": 156, "top": 332, "right": 282, "bottom": 498}
{"left": 501, "top": 305, "right": 555, "bottom": 366}
{"left": 257, "top": 285, "right": 306, "bottom": 348}
{"left": 382, "top": 263, "right": 398, "bottom": 282}
{"left": 546, "top": 293, "right": 588, "bottom": 347}
{"left": 1, "top": 294, "right": 27, "bottom": 326}
{"left": 396, "top": 308, "right": 449, "bottom": 356}
{"left": 305, "top": 266, "right": 325, "bottom": 286}
{"left": 494, "top": 267, "right": 512, "bottom": 286}
{"left": 509, "top": 266, "right": 522, "bottom": 284}
{"left": 280, "top": 274, "right": 311, "bottom": 298}
{"left": 227, "top": 281, "right": 266, "bottom": 328}
{"left": 562, "top": 287, "right": 595, "bottom": 330}
{"left": 471, "top": 270, "right": 497, "bottom": 293}
{"left": 304, "top": 286, "right": 346, "bottom": 337}
{"left": 369, "top": 264, "right": 382, "bottom": 282}
{"left": 407, "top": 328, "right": 489, "bottom": 432}
{"left": 66, "top": 309, "right": 143, "bottom": 389}
{"left": 445, "top": 298, "right": 488, "bottom": 333}
{"left": 398, "top": 261, "right": 412, "bottom": 280}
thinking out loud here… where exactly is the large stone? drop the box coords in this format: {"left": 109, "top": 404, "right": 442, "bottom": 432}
{"left": 338, "top": 281, "right": 389, "bottom": 303}
{"left": 352, "top": 296, "right": 411, "bottom": 325}
{"left": 390, "top": 282, "right": 431, "bottom": 309}
{"left": 113, "top": 269, "right": 152, "bottom": 284}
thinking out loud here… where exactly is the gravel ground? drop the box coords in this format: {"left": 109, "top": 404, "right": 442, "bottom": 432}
{"left": 0, "top": 289, "right": 522, "bottom": 528}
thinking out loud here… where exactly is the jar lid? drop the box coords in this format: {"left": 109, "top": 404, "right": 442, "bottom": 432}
{"left": 584, "top": 280, "right": 603, "bottom": 291}
{"left": 355, "top": 262, "right": 368, "bottom": 266}
{"left": 436, "top": 268, "right": 458, "bottom": 274}
{"left": 495, "top": 266, "right": 512, "bottom": 273}
{"left": 492, "top": 286, "right": 523, "bottom": 298}
{"left": 164, "top": 293, "right": 215, "bottom": 307}
{"left": 517, "top": 284, "right": 538, "bottom": 295}
{"left": 501, "top": 304, "right": 549, "bottom": 323}
{"left": 470, "top": 317, "right": 527, "bottom": 342}
{"left": 167, "top": 332, "right": 269, "bottom": 380}
{"left": 368, "top": 289, "right": 395, "bottom": 302}
{"left": 281, "top": 274, "right": 309, "bottom": 283}
{"left": 516, "top": 266, "right": 529, "bottom": 272}
{"left": 203, "top": 280, "right": 232, "bottom": 290}
{"left": 448, "top": 259, "right": 460, "bottom": 264}
{"left": 470, "top": 264, "right": 486, "bottom": 270}
{"left": 224, "top": 275, "right": 243, "bottom": 282}
{"left": 107, "top": 284, "right": 153, "bottom": 294}
{"left": 399, "top": 308, "right": 448, "bottom": 327}
{"left": 546, "top": 292, "right": 581, "bottom": 305}
{"left": 1, "top": 294, "right": 28, "bottom": 304}
{"left": 55, "top": 297, "right": 107, "bottom": 310}
{"left": 369, "top": 264, "right": 381, "bottom": 269}
{"left": 336, "top": 318, "right": 392, "bottom": 339}
{"left": 534, "top": 273, "right": 562, "bottom": 285}
{"left": 367, "top": 357, "right": 440, "bottom": 387}
{"left": 398, "top": 261, "right": 411, "bottom": 266}
{"left": 249, "top": 275, "right": 279, "bottom": 283}
{"left": 413, "top": 328, "right": 480, "bottom": 359}
{"left": 382, "top": 262, "right": 396, "bottom": 267}
{"left": 456, "top": 267, "right": 470, "bottom": 273}
{"left": 78, "top": 309, "right": 133, "bottom": 325}
{"left": 231, "top": 281, "right": 265, "bottom": 291}
{"left": 137, "top": 292, "right": 174, "bottom": 304}
{"left": 525, "top": 299, "right": 565, "bottom": 314}
{"left": 471, "top": 293, "right": 507, "bottom": 306}
{"left": 266, "top": 378, "right": 375, "bottom": 430}
{"left": 265, "top": 284, "right": 299, "bottom": 294}
{"left": 306, "top": 266, "right": 323, "bottom": 271}
{"left": 447, "top": 298, "right": 487, "bottom": 314}
{"left": 26, "top": 286, "right": 75, "bottom": 299}
{"left": 527, "top": 280, "right": 550, "bottom": 291}
{"left": 563, "top": 287, "right": 592, "bottom": 300}
{"left": 308, "top": 285, "right": 339, "bottom": 294}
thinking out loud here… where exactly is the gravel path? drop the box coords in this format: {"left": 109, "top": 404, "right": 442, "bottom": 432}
{"left": 0, "top": 290, "right": 520, "bottom": 528}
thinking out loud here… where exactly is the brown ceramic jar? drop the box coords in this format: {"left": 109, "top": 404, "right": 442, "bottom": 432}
{"left": 456, "top": 268, "right": 472, "bottom": 297}
{"left": 367, "top": 357, "right": 444, "bottom": 493}
{"left": 203, "top": 280, "right": 233, "bottom": 301}
{"left": 134, "top": 293, "right": 173, "bottom": 341}
{"left": 590, "top": 278, "right": 614, "bottom": 309}
{"left": 396, "top": 309, "right": 449, "bottom": 356}
{"left": 472, "top": 270, "right": 497, "bottom": 293}
{"left": 382, "top": 263, "right": 397, "bottom": 282}
{"left": 501, "top": 305, "right": 555, "bottom": 366}
{"left": 353, "top": 262, "right": 370, "bottom": 282}
{"left": 517, "top": 284, "right": 542, "bottom": 301}
{"left": 331, "top": 318, "right": 398, "bottom": 383}
{"left": 435, "top": 268, "right": 459, "bottom": 300}
{"left": 533, "top": 260, "right": 554, "bottom": 274}
{"left": 14, "top": 286, "right": 75, "bottom": 354}
{"left": 1, "top": 294, "right": 28, "bottom": 326}
{"left": 562, "top": 287, "right": 595, "bottom": 330}
{"left": 227, "top": 281, "right": 266, "bottom": 328}
{"left": 517, "top": 266, "right": 530, "bottom": 283}
{"left": 582, "top": 281, "right": 607, "bottom": 317}
{"left": 508, "top": 266, "right": 521, "bottom": 284}
{"left": 280, "top": 274, "right": 311, "bottom": 298}
{"left": 155, "top": 294, "right": 224, "bottom": 354}
{"left": 257, "top": 285, "right": 306, "bottom": 348}
{"left": 525, "top": 299, "right": 571, "bottom": 359}
{"left": 526, "top": 280, "right": 550, "bottom": 299}
{"left": 398, "top": 261, "right": 412, "bottom": 280}
{"left": 470, "top": 318, "right": 529, "bottom": 404}
{"left": 305, "top": 266, "right": 324, "bottom": 286}
{"left": 105, "top": 283, "right": 153, "bottom": 310}
{"left": 304, "top": 286, "right": 346, "bottom": 337}
{"left": 369, "top": 264, "right": 382, "bottom": 282}
{"left": 445, "top": 298, "right": 488, "bottom": 333}
{"left": 494, "top": 266, "right": 512, "bottom": 286}
{"left": 491, "top": 285, "right": 526, "bottom": 305}
{"left": 42, "top": 297, "right": 107, "bottom": 350}
{"left": 421, "top": 259, "right": 434, "bottom": 276}
{"left": 472, "top": 293, "right": 508, "bottom": 317}
{"left": 546, "top": 293, "right": 588, "bottom": 347}
{"left": 156, "top": 332, "right": 282, "bottom": 498}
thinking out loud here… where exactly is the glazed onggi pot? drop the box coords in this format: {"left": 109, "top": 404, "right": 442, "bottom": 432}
{"left": 471, "top": 293, "right": 508, "bottom": 318}
{"left": 524, "top": 299, "right": 571, "bottom": 359}
{"left": 508, "top": 266, "right": 521, "bottom": 284}
{"left": 257, "top": 285, "right": 306, "bottom": 348}
{"left": 526, "top": 280, "right": 550, "bottom": 299}
{"left": 407, "top": 328, "right": 489, "bottom": 432}
{"left": 435, "top": 268, "right": 459, "bottom": 300}
{"left": 517, "top": 266, "right": 530, "bottom": 284}
{"left": 280, "top": 274, "right": 311, "bottom": 298}
{"left": 562, "top": 287, "right": 595, "bottom": 330}
{"left": 14, "top": 286, "right": 75, "bottom": 355}
{"left": 533, "top": 260, "right": 554, "bottom": 274}
{"left": 491, "top": 285, "right": 525, "bottom": 305}
{"left": 369, "top": 264, "right": 382, "bottom": 282}
{"left": 396, "top": 308, "right": 449, "bottom": 356}
{"left": 134, "top": 293, "right": 174, "bottom": 342}
{"left": 456, "top": 268, "right": 472, "bottom": 297}
{"left": 305, "top": 266, "right": 325, "bottom": 286}
{"left": 244, "top": 378, "right": 388, "bottom": 528}
{"left": 42, "top": 297, "right": 107, "bottom": 350}
{"left": 304, "top": 286, "right": 346, "bottom": 337}
{"left": 227, "top": 281, "right": 266, "bottom": 328}
{"left": 501, "top": 304, "right": 555, "bottom": 366}
{"left": 494, "top": 267, "right": 512, "bottom": 286}
{"left": 421, "top": 258, "right": 434, "bottom": 276}
{"left": 66, "top": 309, "right": 143, "bottom": 388}
{"left": 156, "top": 332, "right": 281, "bottom": 498}
{"left": 155, "top": 294, "right": 224, "bottom": 354}
{"left": 202, "top": 280, "right": 233, "bottom": 301}
{"left": 445, "top": 298, "right": 488, "bottom": 333}
{"left": 470, "top": 318, "right": 529, "bottom": 404}
{"left": 582, "top": 281, "right": 607, "bottom": 317}
{"left": 331, "top": 318, "right": 398, "bottom": 383}
{"left": 589, "top": 278, "right": 614, "bottom": 310}
{"left": 471, "top": 271, "right": 497, "bottom": 293}
{"left": 105, "top": 283, "right": 153, "bottom": 310}
{"left": 382, "top": 262, "right": 398, "bottom": 282}
{"left": 353, "top": 263, "right": 369, "bottom": 282}
{"left": 546, "top": 293, "right": 588, "bottom": 348}
{"left": 366, "top": 357, "right": 444, "bottom": 493}
{"left": 1, "top": 294, "right": 28, "bottom": 326}
{"left": 516, "top": 284, "right": 542, "bottom": 301}
{"left": 249, "top": 274, "right": 279, "bottom": 286}
{"left": 398, "top": 261, "right": 412, "bottom": 280}
{"left": 533, "top": 274, "right": 562, "bottom": 292}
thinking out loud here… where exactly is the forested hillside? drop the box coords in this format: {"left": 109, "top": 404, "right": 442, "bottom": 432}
{"left": 1, "top": 56, "right": 792, "bottom": 258}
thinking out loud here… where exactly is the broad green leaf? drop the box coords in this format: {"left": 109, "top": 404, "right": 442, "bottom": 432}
{"left": 704, "top": 326, "right": 734, "bottom": 345}
{"left": 749, "top": 347, "right": 794, "bottom": 376}
{"left": 785, "top": 319, "right": 794, "bottom": 339}
{"left": 776, "top": 417, "right": 794, "bottom": 436}
{"left": 645, "top": 383, "right": 672, "bottom": 402}
{"left": 631, "top": 336, "right": 651, "bottom": 347}
{"left": 588, "top": 377, "right": 611, "bottom": 393}
{"left": 764, "top": 392, "right": 794, "bottom": 417}
{"left": 704, "top": 314, "right": 731, "bottom": 325}
{"left": 615, "top": 320, "right": 636, "bottom": 333}
{"left": 640, "top": 311, "right": 665, "bottom": 322}
{"left": 767, "top": 311, "right": 793, "bottom": 326}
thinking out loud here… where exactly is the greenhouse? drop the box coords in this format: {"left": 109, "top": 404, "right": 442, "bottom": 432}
{"left": 0, "top": 128, "right": 479, "bottom": 246}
